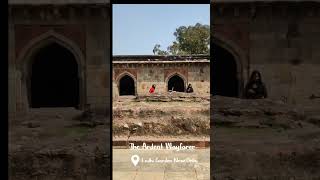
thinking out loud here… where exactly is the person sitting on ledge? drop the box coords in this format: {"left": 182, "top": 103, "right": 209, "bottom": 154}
{"left": 149, "top": 84, "right": 156, "bottom": 94}
{"left": 244, "top": 70, "right": 268, "bottom": 99}
{"left": 169, "top": 86, "right": 174, "bottom": 92}
{"left": 186, "top": 83, "right": 194, "bottom": 93}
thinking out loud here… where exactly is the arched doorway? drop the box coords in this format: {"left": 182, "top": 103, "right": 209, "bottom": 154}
{"left": 30, "top": 42, "right": 79, "bottom": 108}
{"left": 211, "top": 43, "right": 239, "bottom": 97}
{"left": 168, "top": 75, "right": 185, "bottom": 92}
{"left": 119, "top": 75, "right": 135, "bottom": 96}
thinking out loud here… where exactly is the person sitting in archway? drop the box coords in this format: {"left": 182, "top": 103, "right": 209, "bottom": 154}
{"left": 244, "top": 71, "right": 268, "bottom": 99}
{"left": 186, "top": 83, "right": 194, "bottom": 93}
{"left": 149, "top": 84, "right": 156, "bottom": 94}
{"left": 169, "top": 86, "right": 174, "bottom": 92}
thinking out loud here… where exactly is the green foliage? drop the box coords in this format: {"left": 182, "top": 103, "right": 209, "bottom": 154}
{"left": 153, "top": 44, "right": 169, "bottom": 55}
{"left": 153, "top": 23, "right": 210, "bottom": 55}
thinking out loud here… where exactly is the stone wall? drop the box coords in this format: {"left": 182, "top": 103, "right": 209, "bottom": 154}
{"left": 212, "top": 1, "right": 320, "bottom": 105}
{"left": 112, "top": 57, "right": 210, "bottom": 99}
{"left": 8, "top": 4, "right": 111, "bottom": 114}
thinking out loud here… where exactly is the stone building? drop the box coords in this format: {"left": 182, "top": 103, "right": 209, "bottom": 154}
{"left": 8, "top": 0, "right": 111, "bottom": 114}
{"left": 8, "top": 0, "right": 320, "bottom": 115}
{"left": 112, "top": 55, "right": 210, "bottom": 98}
{"left": 212, "top": 0, "right": 320, "bottom": 105}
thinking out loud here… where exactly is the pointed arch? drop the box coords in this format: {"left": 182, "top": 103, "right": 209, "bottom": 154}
{"left": 212, "top": 32, "right": 247, "bottom": 97}
{"left": 16, "top": 30, "right": 86, "bottom": 109}
{"left": 166, "top": 72, "right": 187, "bottom": 92}
{"left": 17, "top": 30, "right": 85, "bottom": 77}
{"left": 116, "top": 71, "right": 137, "bottom": 96}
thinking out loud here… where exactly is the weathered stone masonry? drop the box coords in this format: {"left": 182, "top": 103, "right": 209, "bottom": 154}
{"left": 112, "top": 56, "right": 210, "bottom": 98}
{"left": 8, "top": 0, "right": 111, "bottom": 114}
{"left": 212, "top": 0, "right": 320, "bottom": 105}
{"left": 9, "top": 0, "right": 320, "bottom": 115}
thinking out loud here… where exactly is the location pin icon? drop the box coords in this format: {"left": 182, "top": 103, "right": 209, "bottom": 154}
{"left": 131, "top": 155, "right": 140, "bottom": 166}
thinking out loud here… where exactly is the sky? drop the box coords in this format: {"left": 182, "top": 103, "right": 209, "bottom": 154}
{"left": 113, "top": 4, "right": 210, "bottom": 55}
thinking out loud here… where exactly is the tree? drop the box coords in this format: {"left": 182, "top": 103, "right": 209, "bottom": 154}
{"left": 153, "top": 44, "right": 169, "bottom": 55}
{"left": 153, "top": 23, "right": 210, "bottom": 55}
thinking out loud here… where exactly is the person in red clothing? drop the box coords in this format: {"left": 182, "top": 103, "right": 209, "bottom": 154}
{"left": 149, "top": 84, "right": 156, "bottom": 93}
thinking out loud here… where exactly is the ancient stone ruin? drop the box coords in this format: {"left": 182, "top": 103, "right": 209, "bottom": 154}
{"left": 212, "top": 0, "right": 320, "bottom": 106}
{"left": 112, "top": 55, "right": 210, "bottom": 98}
{"left": 8, "top": 0, "right": 111, "bottom": 115}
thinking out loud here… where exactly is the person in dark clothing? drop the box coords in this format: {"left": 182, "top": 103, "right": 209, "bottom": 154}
{"left": 186, "top": 83, "right": 194, "bottom": 93}
{"left": 244, "top": 71, "right": 268, "bottom": 99}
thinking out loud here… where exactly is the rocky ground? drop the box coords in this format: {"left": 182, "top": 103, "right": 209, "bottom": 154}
{"left": 211, "top": 96, "right": 320, "bottom": 179}
{"left": 113, "top": 95, "right": 210, "bottom": 138}
{"left": 8, "top": 95, "right": 320, "bottom": 180}
{"left": 8, "top": 108, "right": 110, "bottom": 180}
{"left": 113, "top": 95, "right": 320, "bottom": 179}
